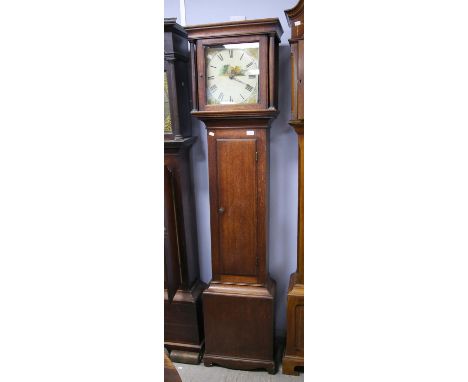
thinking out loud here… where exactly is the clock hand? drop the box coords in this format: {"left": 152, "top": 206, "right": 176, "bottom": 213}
{"left": 230, "top": 76, "right": 249, "bottom": 86}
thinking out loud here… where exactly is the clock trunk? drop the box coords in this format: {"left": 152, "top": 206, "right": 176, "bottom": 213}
{"left": 202, "top": 122, "right": 276, "bottom": 372}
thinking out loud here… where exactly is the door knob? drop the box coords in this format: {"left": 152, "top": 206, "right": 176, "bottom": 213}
{"left": 218, "top": 207, "right": 225, "bottom": 214}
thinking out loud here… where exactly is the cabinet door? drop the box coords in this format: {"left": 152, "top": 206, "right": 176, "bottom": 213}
{"left": 164, "top": 165, "right": 181, "bottom": 302}
{"left": 290, "top": 41, "right": 304, "bottom": 121}
{"left": 297, "top": 39, "right": 304, "bottom": 120}
{"left": 290, "top": 44, "right": 297, "bottom": 120}
{"left": 215, "top": 138, "right": 258, "bottom": 282}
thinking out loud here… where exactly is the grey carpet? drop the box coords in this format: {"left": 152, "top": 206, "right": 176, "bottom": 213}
{"left": 173, "top": 362, "right": 304, "bottom": 382}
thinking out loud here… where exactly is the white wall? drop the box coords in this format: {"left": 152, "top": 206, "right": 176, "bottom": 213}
{"left": 164, "top": 0, "right": 299, "bottom": 335}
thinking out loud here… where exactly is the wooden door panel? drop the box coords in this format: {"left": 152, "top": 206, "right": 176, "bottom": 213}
{"left": 297, "top": 39, "right": 304, "bottom": 120}
{"left": 290, "top": 44, "right": 298, "bottom": 120}
{"left": 295, "top": 304, "right": 304, "bottom": 351}
{"left": 216, "top": 138, "right": 257, "bottom": 277}
{"left": 164, "top": 165, "right": 181, "bottom": 302}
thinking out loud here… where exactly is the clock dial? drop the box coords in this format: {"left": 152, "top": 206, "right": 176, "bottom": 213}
{"left": 205, "top": 43, "right": 259, "bottom": 105}
{"left": 164, "top": 72, "right": 172, "bottom": 133}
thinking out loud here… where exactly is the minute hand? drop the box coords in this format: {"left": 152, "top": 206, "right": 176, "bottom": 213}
{"left": 230, "top": 76, "right": 249, "bottom": 86}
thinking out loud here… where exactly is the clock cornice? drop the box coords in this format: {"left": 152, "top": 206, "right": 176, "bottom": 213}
{"left": 284, "top": 1, "right": 304, "bottom": 27}
{"left": 185, "top": 18, "right": 283, "bottom": 41}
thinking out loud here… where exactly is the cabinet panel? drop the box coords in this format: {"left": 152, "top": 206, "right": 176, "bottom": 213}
{"left": 164, "top": 165, "right": 181, "bottom": 302}
{"left": 204, "top": 292, "right": 273, "bottom": 360}
{"left": 290, "top": 44, "right": 298, "bottom": 120}
{"left": 297, "top": 39, "right": 304, "bottom": 120}
{"left": 216, "top": 138, "right": 257, "bottom": 278}
{"left": 294, "top": 304, "right": 304, "bottom": 351}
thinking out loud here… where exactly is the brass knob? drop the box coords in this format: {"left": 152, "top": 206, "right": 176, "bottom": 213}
{"left": 218, "top": 207, "right": 225, "bottom": 214}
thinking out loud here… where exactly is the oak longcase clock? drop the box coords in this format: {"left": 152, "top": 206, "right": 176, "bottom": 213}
{"left": 282, "top": 0, "right": 304, "bottom": 375}
{"left": 164, "top": 18, "right": 206, "bottom": 365}
{"left": 186, "top": 18, "right": 283, "bottom": 374}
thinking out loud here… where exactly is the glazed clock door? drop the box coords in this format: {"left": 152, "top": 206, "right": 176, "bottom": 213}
{"left": 212, "top": 135, "right": 259, "bottom": 284}
{"left": 196, "top": 35, "right": 269, "bottom": 111}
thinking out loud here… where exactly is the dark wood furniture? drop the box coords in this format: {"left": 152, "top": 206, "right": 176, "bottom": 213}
{"left": 282, "top": 0, "right": 305, "bottom": 376}
{"left": 164, "top": 18, "right": 192, "bottom": 141}
{"left": 186, "top": 19, "right": 283, "bottom": 374}
{"left": 164, "top": 18, "right": 207, "bottom": 365}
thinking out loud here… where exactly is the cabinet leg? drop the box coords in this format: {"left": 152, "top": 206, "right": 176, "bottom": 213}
{"left": 169, "top": 350, "right": 201, "bottom": 365}
{"left": 282, "top": 356, "right": 302, "bottom": 376}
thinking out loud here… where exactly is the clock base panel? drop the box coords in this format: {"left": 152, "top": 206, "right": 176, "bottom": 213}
{"left": 202, "top": 277, "right": 276, "bottom": 373}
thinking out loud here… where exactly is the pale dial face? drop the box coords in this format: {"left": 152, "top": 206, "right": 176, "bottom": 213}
{"left": 205, "top": 43, "right": 260, "bottom": 105}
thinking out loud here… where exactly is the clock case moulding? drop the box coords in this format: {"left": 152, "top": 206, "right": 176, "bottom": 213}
{"left": 164, "top": 18, "right": 207, "bottom": 365}
{"left": 186, "top": 18, "right": 283, "bottom": 374}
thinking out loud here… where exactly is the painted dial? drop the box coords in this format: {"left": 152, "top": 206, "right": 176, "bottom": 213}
{"left": 205, "top": 43, "right": 259, "bottom": 105}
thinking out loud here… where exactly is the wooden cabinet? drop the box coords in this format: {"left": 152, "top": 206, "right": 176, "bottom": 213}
{"left": 186, "top": 19, "right": 283, "bottom": 374}
{"left": 164, "top": 18, "right": 206, "bottom": 364}
{"left": 283, "top": 0, "right": 305, "bottom": 376}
